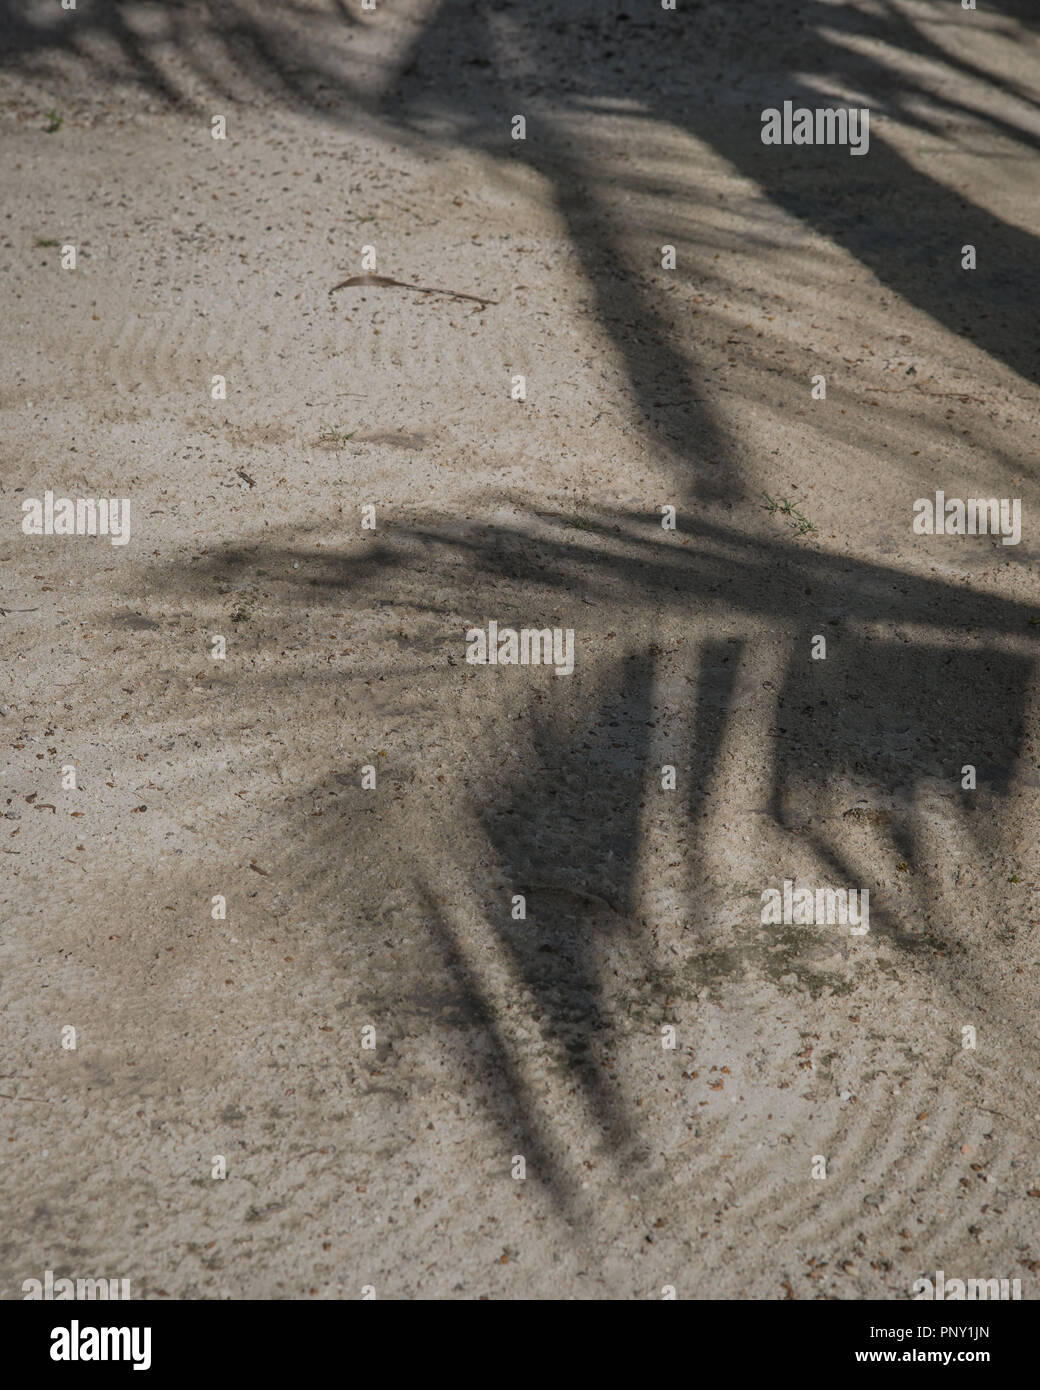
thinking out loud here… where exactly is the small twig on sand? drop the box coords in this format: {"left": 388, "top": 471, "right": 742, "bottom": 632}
{"left": 329, "top": 272, "right": 498, "bottom": 306}
{"left": 866, "top": 385, "right": 984, "bottom": 402}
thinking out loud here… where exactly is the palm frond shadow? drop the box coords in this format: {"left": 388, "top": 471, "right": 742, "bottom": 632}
{"left": 144, "top": 507, "right": 1039, "bottom": 1198}
{"left": 15, "top": 0, "right": 1040, "bottom": 1202}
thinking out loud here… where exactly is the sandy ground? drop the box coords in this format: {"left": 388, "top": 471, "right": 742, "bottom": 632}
{"left": 1, "top": 0, "right": 1039, "bottom": 1299}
